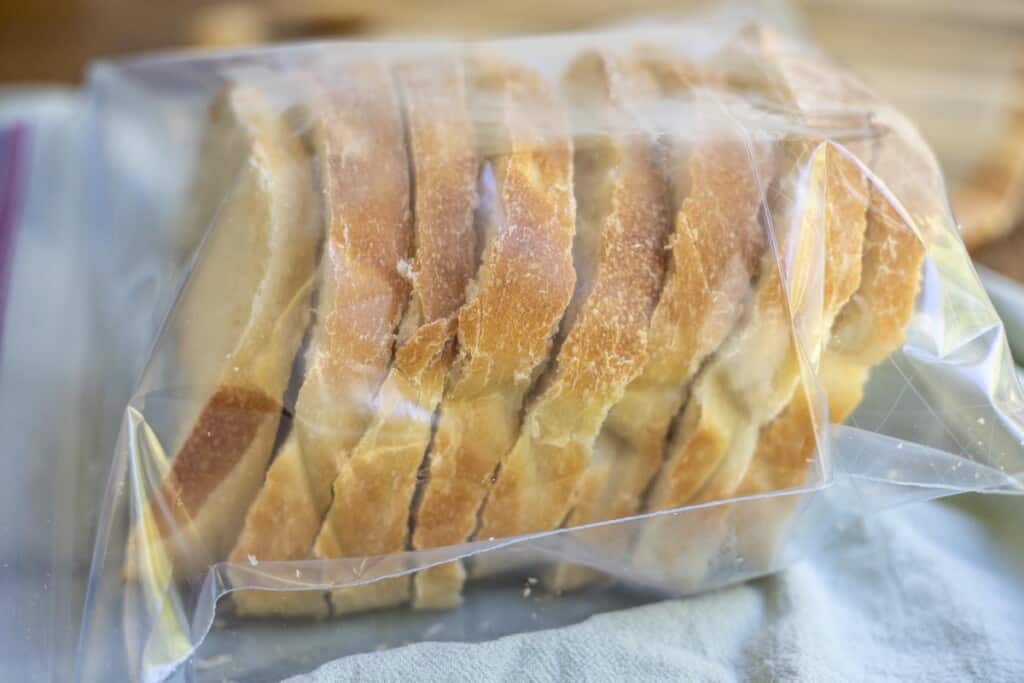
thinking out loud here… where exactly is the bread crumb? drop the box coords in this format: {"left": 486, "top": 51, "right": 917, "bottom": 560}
{"left": 397, "top": 258, "right": 414, "bottom": 282}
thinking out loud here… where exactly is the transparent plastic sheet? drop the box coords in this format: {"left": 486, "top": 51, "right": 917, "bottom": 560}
{"left": 76, "top": 15, "right": 1024, "bottom": 683}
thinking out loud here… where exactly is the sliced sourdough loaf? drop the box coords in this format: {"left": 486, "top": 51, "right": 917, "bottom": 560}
{"left": 409, "top": 59, "right": 577, "bottom": 609}
{"left": 228, "top": 63, "right": 412, "bottom": 617}
{"left": 471, "top": 51, "right": 671, "bottom": 570}
{"left": 312, "top": 57, "right": 478, "bottom": 615}
{"left": 124, "top": 84, "right": 319, "bottom": 584}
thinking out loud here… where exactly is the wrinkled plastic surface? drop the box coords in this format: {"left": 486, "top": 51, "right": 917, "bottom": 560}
{"left": 77, "top": 15, "right": 1024, "bottom": 683}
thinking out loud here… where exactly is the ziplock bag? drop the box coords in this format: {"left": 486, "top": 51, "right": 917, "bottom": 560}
{"left": 75, "top": 14, "right": 1024, "bottom": 683}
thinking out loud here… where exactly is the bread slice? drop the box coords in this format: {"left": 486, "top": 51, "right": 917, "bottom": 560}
{"left": 715, "top": 144, "right": 868, "bottom": 501}
{"left": 409, "top": 59, "right": 577, "bottom": 609}
{"left": 545, "top": 67, "right": 775, "bottom": 592}
{"left": 470, "top": 51, "right": 671, "bottom": 566}
{"left": 228, "top": 63, "right": 412, "bottom": 617}
{"left": 123, "top": 84, "right": 319, "bottom": 584}
{"left": 731, "top": 174, "right": 925, "bottom": 574}
{"left": 681, "top": 27, "right": 877, "bottom": 506}
{"left": 739, "top": 188, "right": 926, "bottom": 500}
{"left": 311, "top": 57, "right": 478, "bottom": 615}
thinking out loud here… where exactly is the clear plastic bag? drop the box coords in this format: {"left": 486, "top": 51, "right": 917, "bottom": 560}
{"left": 76, "top": 14, "right": 1024, "bottom": 683}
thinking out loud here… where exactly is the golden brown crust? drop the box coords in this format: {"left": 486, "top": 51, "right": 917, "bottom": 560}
{"left": 228, "top": 63, "right": 412, "bottom": 617}
{"left": 472, "top": 52, "right": 671, "bottom": 545}
{"left": 399, "top": 61, "right": 482, "bottom": 325}
{"left": 311, "top": 58, "right": 477, "bottom": 615}
{"left": 410, "top": 60, "right": 577, "bottom": 609}
{"left": 124, "top": 84, "right": 318, "bottom": 584}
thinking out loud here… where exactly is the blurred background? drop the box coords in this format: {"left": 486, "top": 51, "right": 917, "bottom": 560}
{"left": 1, "top": 0, "right": 1023, "bottom": 276}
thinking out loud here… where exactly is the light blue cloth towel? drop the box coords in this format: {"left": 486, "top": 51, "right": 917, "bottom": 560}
{"left": 289, "top": 495, "right": 1024, "bottom": 682}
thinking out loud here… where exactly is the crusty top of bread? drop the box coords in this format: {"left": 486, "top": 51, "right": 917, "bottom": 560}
{"left": 309, "top": 66, "right": 412, "bottom": 403}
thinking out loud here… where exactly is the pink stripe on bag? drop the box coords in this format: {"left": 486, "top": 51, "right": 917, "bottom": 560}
{"left": 0, "top": 123, "right": 29, "bottom": 360}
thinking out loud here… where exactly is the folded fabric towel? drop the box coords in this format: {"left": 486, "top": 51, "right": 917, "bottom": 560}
{"left": 288, "top": 495, "right": 1024, "bottom": 682}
